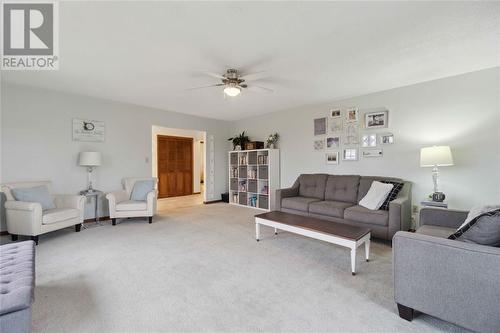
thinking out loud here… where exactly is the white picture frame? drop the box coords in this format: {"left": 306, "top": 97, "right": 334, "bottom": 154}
{"left": 379, "top": 133, "right": 394, "bottom": 145}
{"left": 325, "top": 136, "right": 340, "bottom": 149}
{"left": 330, "top": 108, "right": 341, "bottom": 118}
{"left": 345, "top": 107, "right": 359, "bottom": 123}
{"left": 326, "top": 152, "right": 339, "bottom": 165}
{"left": 314, "top": 139, "right": 325, "bottom": 151}
{"left": 344, "top": 122, "right": 359, "bottom": 145}
{"left": 365, "top": 110, "right": 388, "bottom": 129}
{"left": 342, "top": 148, "right": 358, "bottom": 161}
{"left": 361, "top": 134, "right": 377, "bottom": 147}
{"left": 362, "top": 149, "right": 383, "bottom": 158}
{"left": 328, "top": 117, "right": 343, "bottom": 133}
{"left": 314, "top": 117, "right": 327, "bottom": 136}
{"left": 72, "top": 118, "right": 105, "bottom": 142}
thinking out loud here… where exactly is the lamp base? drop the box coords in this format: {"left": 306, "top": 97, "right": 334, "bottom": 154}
{"left": 432, "top": 192, "right": 446, "bottom": 202}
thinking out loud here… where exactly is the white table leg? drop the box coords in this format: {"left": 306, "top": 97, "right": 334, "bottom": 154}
{"left": 351, "top": 247, "right": 356, "bottom": 276}
{"left": 365, "top": 240, "right": 370, "bottom": 262}
{"left": 255, "top": 222, "right": 260, "bottom": 241}
{"left": 274, "top": 227, "right": 277, "bottom": 235}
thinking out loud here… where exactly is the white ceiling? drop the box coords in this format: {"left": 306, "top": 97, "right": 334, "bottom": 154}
{"left": 3, "top": 1, "right": 499, "bottom": 121}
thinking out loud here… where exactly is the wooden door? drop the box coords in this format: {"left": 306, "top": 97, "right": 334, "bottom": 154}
{"left": 157, "top": 135, "right": 193, "bottom": 198}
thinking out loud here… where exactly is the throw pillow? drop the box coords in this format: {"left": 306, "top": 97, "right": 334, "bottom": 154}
{"left": 11, "top": 185, "right": 55, "bottom": 210}
{"left": 379, "top": 181, "right": 404, "bottom": 211}
{"left": 449, "top": 209, "right": 500, "bottom": 247}
{"left": 359, "top": 181, "right": 394, "bottom": 210}
{"left": 130, "top": 180, "right": 155, "bottom": 201}
{"left": 458, "top": 205, "right": 500, "bottom": 230}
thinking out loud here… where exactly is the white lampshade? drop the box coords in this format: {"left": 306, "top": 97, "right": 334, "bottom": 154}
{"left": 79, "top": 152, "right": 101, "bottom": 166}
{"left": 420, "top": 146, "right": 454, "bottom": 167}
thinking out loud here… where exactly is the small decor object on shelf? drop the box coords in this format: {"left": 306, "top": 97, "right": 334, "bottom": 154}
{"left": 326, "top": 152, "right": 339, "bottom": 165}
{"left": 420, "top": 146, "right": 454, "bottom": 202}
{"left": 379, "top": 133, "right": 394, "bottom": 144}
{"left": 342, "top": 148, "right": 358, "bottom": 161}
{"left": 266, "top": 133, "right": 279, "bottom": 149}
{"left": 314, "top": 139, "right": 325, "bottom": 151}
{"left": 361, "top": 134, "right": 377, "bottom": 147}
{"left": 314, "top": 117, "right": 327, "bottom": 136}
{"left": 245, "top": 141, "right": 264, "bottom": 150}
{"left": 326, "top": 136, "right": 340, "bottom": 149}
{"left": 365, "top": 110, "right": 388, "bottom": 129}
{"left": 362, "top": 149, "right": 383, "bottom": 158}
{"left": 228, "top": 131, "right": 250, "bottom": 150}
{"left": 345, "top": 107, "right": 359, "bottom": 122}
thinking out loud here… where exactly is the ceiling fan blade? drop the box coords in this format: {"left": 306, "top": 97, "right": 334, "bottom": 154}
{"left": 187, "top": 83, "right": 224, "bottom": 91}
{"left": 248, "top": 85, "right": 274, "bottom": 94}
{"left": 201, "top": 71, "right": 224, "bottom": 79}
{"left": 241, "top": 71, "right": 267, "bottom": 81}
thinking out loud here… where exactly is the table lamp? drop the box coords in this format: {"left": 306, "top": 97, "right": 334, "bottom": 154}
{"left": 79, "top": 151, "right": 101, "bottom": 192}
{"left": 420, "top": 146, "right": 454, "bottom": 202}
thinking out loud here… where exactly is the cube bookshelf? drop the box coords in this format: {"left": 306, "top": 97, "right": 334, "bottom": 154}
{"left": 228, "top": 149, "right": 280, "bottom": 211}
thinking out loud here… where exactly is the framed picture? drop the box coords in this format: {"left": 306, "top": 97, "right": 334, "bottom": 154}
{"left": 361, "top": 134, "right": 377, "bottom": 147}
{"left": 365, "top": 110, "right": 388, "bottom": 129}
{"left": 72, "top": 118, "right": 105, "bottom": 142}
{"left": 379, "top": 133, "right": 394, "bottom": 144}
{"left": 328, "top": 117, "right": 342, "bottom": 133}
{"left": 326, "top": 152, "right": 339, "bottom": 165}
{"left": 345, "top": 107, "right": 358, "bottom": 122}
{"left": 314, "top": 139, "right": 325, "bottom": 151}
{"left": 330, "top": 108, "right": 341, "bottom": 118}
{"left": 342, "top": 148, "right": 358, "bottom": 161}
{"left": 344, "top": 122, "right": 359, "bottom": 144}
{"left": 326, "top": 136, "right": 340, "bottom": 149}
{"left": 362, "top": 149, "right": 383, "bottom": 158}
{"left": 314, "top": 117, "right": 327, "bottom": 136}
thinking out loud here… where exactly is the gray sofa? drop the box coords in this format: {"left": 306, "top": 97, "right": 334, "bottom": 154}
{"left": 275, "top": 174, "right": 412, "bottom": 240}
{"left": 0, "top": 241, "right": 35, "bottom": 333}
{"left": 394, "top": 208, "right": 500, "bottom": 333}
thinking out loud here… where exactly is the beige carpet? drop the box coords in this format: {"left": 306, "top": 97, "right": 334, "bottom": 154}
{"left": 2, "top": 203, "right": 467, "bottom": 332}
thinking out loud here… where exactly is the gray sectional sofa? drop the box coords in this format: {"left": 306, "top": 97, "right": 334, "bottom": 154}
{"left": 275, "top": 174, "right": 412, "bottom": 240}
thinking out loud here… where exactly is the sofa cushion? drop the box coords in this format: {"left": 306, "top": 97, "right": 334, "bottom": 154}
{"left": 116, "top": 200, "right": 147, "bottom": 211}
{"left": 359, "top": 181, "right": 394, "bottom": 210}
{"left": 130, "top": 180, "right": 155, "bottom": 201}
{"left": 298, "top": 174, "right": 328, "bottom": 199}
{"left": 42, "top": 208, "right": 79, "bottom": 225}
{"left": 309, "top": 201, "right": 354, "bottom": 218}
{"left": 344, "top": 205, "right": 389, "bottom": 226}
{"left": 379, "top": 181, "right": 404, "bottom": 210}
{"left": 449, "top": 210, "right": 500, "bottom": 246}
{"left": 11, "top": 185, "right": 55, "bottom": 210}
{"left": 325, "top": 175, "right": 360, "bottom": 203}
{"left": 417, "top": 225, "right": 456, "bottom": 238}
{"left": 281, "top": 197, "right": 321, "bottom": 212}
{"left": 357, "top": 176, "right": 402, "bottom": 203}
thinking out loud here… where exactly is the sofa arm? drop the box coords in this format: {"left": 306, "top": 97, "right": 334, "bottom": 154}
{"left": 275, "top": 187, "right": 299, "bottom": 211}
{"left": 420, "top": 207, "right": 468, "bottom": 229}
{"left": 53, "top": 194, "right": 85, "bottom": 210}
{"left": 388, "top": 196, "right": 411, "bottom": 238}
{"left": 393, "top": 231, "right": 500, "bottom": 333}
{"left": 4, "top": 201, "right": 43, "bottom": 235}
{"left": 106, "top": 190, "right": 129, "bottom": 218}
{"left": 146, "top": 190, "right": 157, "bottom": 215}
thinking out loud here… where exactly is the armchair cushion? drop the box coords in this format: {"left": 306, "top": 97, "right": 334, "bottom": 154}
{"left": 11, "top": 185, "right": 55, "bottom": 210}
{"left": 130, "top": 180, "right": 155, "bottom": 201}
{"left": 282, "top": 197, "right": 321, "bottom": 212}
{"left": 116, "top": 200, "right": 147, "bottom": 211}
{"left": 42, "top": 208, "right": 80, "bottom": 225}
{"left": 449, "top": 210, "right": 500, "bottom": 247}
{"left": 344, "top": 205, "right": 389, "bottom": 226}
{"left": 416, "top": 225, "right": 455, "bottom": 239}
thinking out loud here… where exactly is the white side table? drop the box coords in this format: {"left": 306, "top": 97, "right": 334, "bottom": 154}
{"left": 80, "top": 189, "right": 103, "bottom": 228}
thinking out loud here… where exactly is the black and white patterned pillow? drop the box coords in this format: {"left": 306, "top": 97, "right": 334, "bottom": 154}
{"left": 448, "top": 209, "right": 500, "bottom": 244}
{"left": 379, "top": 181, "right": 404, "bottom": 211}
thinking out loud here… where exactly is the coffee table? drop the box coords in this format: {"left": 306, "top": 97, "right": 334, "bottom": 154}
{"left": 255, "top": 211, "right": 371, "bottom": 275}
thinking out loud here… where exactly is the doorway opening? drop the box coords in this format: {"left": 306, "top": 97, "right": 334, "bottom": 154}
{"left": 152, "top": 126, "right": 206, "bottom": 209}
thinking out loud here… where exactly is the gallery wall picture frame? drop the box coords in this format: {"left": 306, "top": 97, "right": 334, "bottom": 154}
{"left": 379, "top": 133, "right": 394, "bottom": 144}
{"left": 314, "top": 117, "right": 327, "bottom": 136}
{"left": 325, "top": 136, "right": 340, "bottom": 149}
{"left": 342, "top": 148, "right": 358, "bottom": 161}
{"left": 345, "top": 107, "right": 359, "bottom": 123}
{"left": 364, "top": 110, "right": 388, "bottom": 129}
{"left": 330, "top": 108, "right": 341, "bottom": 118}
{"left": 344, "top": 122, "right": 359, "bottom": 145}
{"left": 328, "top": 117, "right": 343, "bottom": 133}
{"left": 361, "top": 134, "right": 377, "bottom": 147}
{"left": 314, "top": 139, "right": 325, "bottom": 151}
{"left": 326, "top": 152, "right": 339, "bottom": 165}
{"left": 72, "top": 118, "right": 105, "bottom": 142}
{"left": 362, "top": 149, "right": 383, "bottom": 158}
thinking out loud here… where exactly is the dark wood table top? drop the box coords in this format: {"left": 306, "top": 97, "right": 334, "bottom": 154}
{"left": 255, "top": 211, "right": 370, "bottom": 241}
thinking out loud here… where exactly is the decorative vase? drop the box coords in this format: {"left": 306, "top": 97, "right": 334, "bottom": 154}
{"left": 235, "top": 145, "right": 241, "bottom": 151}
{"left": 269, "top": 143, "right": 275, "bottom": 149}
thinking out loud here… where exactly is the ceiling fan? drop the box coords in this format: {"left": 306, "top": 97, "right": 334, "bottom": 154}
{"left": 189, "top": 68, "right": 274, "bottom": 97}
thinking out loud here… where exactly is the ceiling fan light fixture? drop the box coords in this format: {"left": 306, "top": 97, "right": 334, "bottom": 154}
{"left": 224, "top": 84, "right": 241, "bottom": 97}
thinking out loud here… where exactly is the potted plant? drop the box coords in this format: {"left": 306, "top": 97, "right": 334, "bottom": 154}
{"left": 228, "top": 131, "right": 250, "bottom": 150}
{"left": 266, "top": 133, "right": 279, "bottom": 149}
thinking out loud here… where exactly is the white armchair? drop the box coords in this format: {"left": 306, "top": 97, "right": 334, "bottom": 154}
{"left": 106, "top": 177, "right": 157, "bottom": 225}
{"left": 1, "top": 181, "right": 85, "bottom": 245}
